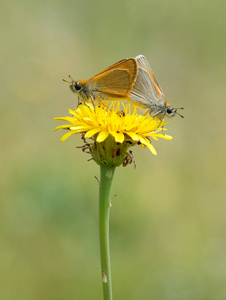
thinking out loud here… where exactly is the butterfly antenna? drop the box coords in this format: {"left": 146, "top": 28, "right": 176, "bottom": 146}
{"left": 174, "top": 108, "right": 184, "bottom": 118}
{"left": 68, "top": 75, "right": 75, "bottom": 81}
{"left": 176, "top": 111, "right": 184, "bottom": 118}
{"left": 62, "top": 75, "right": 75, "bottom": 83}
{"left": 62, "top": 78, "right": 71, "bottom": 83}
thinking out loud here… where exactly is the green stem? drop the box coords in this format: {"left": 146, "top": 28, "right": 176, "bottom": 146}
{"left": 99, "top": 164, "right": 116, "bottom": 300}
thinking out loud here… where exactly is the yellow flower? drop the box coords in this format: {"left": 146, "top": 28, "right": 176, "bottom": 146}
{"left": 54, "top": 103, "right": 172, "bottom": 166}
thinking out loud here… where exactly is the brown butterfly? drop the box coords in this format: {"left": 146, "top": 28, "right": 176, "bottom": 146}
{"left": 63, "top": 58, "right": 138, "bottom": 105}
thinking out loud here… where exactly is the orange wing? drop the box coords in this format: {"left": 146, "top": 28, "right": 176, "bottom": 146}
{"left": 90, "top": 58, "right": 138, "bottom": 97}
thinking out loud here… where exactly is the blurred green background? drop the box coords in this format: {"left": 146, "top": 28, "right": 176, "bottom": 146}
{"left": 1, "top": 0, "right": 226, "bottom": 299}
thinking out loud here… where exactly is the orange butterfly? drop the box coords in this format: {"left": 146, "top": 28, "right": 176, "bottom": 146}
{"left": 63, "top": 58, "right": 138, "bottom": 105}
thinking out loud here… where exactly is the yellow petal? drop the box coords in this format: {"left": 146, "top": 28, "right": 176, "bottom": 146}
{"left": 126, "top": 132, "right": 140, "bottom": 141}
{"left": 70, "top": 126, "right": 87, "bottom": 131}
{"left": 159, "top": 134, "right": 173, "bottom": 140}
{"left": 54, "top": 117, "right": 75, "bottom": 123}
{"left": 149, "top": 133, "right": 173, "bottom": 140}
{"left": 53, "top": 125, "right": 71, "bottom": 132}
{"left": 60, "top": 131, "right": 77, "bottom": 142}
{"left": 138, "top": 136, "right": 150, "bottom": 145}
{"left": 96, "top": 131, "right": 109, "bottom": 142}
{"left": 146, "top": 142, "right": 157, "bottom": 155}
{"left": 85, "top": 128, "right": 101, "bottom": 138}
{"left": 110, "top": 131, "right": 125, "bottom": 143}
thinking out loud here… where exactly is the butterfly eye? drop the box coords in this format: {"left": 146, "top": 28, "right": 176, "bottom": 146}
{"left": 75, "top": 83, "right": 82, "bottom": 90}
{"left": 167, "top": 108, "right": 172, "bottom": 114}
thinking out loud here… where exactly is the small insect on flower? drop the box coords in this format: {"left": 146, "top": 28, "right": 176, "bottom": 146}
{"left": 130, "top": 55, "right": 184, "bottom": 120}
{"left": 63, "top": 58, "right": 138, "bottom": 106}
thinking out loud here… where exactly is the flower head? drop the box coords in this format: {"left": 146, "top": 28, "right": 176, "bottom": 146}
{"left": 54, "top": 103, "right": 172, "bottom": 167}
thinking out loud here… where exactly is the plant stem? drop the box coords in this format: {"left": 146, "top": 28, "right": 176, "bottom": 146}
{"left": 99, "top": 164, "right": 115, "bottom": 300}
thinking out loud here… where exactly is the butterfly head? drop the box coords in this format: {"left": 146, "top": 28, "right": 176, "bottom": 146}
{"left": 166, "top": 106, "right": 184, "bottom": 118}
{"left": 70, "top": 81, "right": 82, "bottom": 93}
{"left": 63, "top": 75, "right": 82, "bottom": 94}
{"left": 166, "top": 107, "right": 176, "bottom": 118}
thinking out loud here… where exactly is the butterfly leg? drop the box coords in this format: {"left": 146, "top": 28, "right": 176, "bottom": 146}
{"left": 97, "top": 98, "right": 109, "bottom": 109}
{"left": 161, "top": 124, "right": 165, "bottom": 135}
{"left": 88, "top": 95, "right": 95, "bottom": 108}
{"left": 144, "top": 109, "right": 151, "bottom": 116}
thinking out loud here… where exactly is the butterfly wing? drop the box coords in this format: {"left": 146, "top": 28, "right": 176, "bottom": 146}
{"left": 134, "top": 55, "right": 165, "bottom": 101}
{"left": 90, "top": 58, "right": 138, "bottom": 98}
{"left": 130, "top": 69, "right": 165, "bottom": 110}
